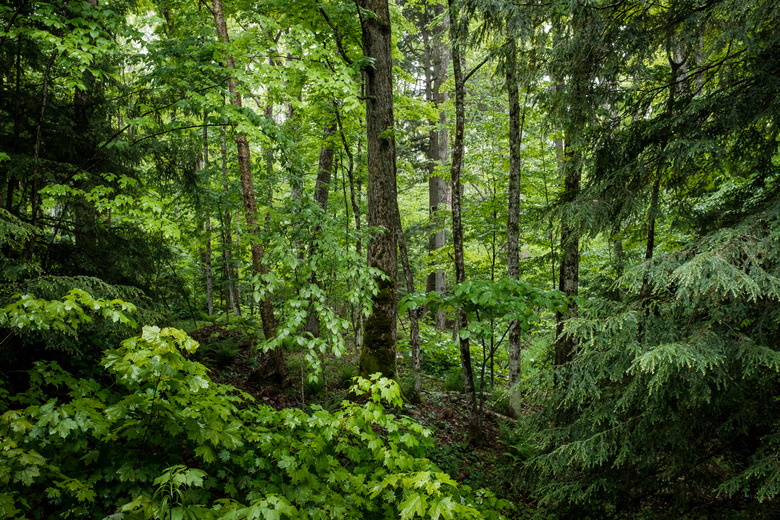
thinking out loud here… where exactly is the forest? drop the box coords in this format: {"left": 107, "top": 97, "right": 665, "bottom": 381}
{"left": 1, "top": 0, "right": 779, "bottom": 518}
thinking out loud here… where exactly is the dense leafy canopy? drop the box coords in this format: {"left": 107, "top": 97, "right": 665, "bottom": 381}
{"left": 1, "top": 0, "right": 780, "bottom": 518}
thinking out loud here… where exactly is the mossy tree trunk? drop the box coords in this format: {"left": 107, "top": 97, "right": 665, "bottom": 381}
{"left": 356, "top": 0, "right": 398, "bottom": 381}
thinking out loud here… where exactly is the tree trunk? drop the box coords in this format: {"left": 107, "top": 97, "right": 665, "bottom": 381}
{"left": 640, "top": 173, "right": 661, "bottom": 300}
{"left": 505, "top": 35, "right": 525, "bottom": 418}
{"left": 395, "top": 200, "right": 423, "bottom": 403}
{"left": 641, "top": 51, "right": 679, "bottom": 300}
{"left": 339, "top": 113, "right": 364, "bottom": 353}
{"left": 356, "top": 0, "right": 399, "bottom": 381}
{"left": 204, "top": 216, "right": 214, "bottom": 316}
{"left": 551, "top": 36, "right": 584, "bottom": 369}
{"left": 448, "top": 0, "right": 483, "bottom": 446}
{"left": 28, "top": 48, "right": 57, "bottom": 260}
{"left": 220, "top": 123, "right": 241, "bottom": 316}
{"left": 554, "top": 146, "right": 580, "bottom": 367}
{"left": 305, "top": 123, "right": 336, "bottom": 337}
{"left": 422, "top": 4, "right": 450, "bottom": 330}
{"left": 286, "top": 89, "right": 305, "bottom": 260}
{"left": 212, "top": 0, "right": 285, "bottom": 382}
{"left": 202, "top": 123, "right": 214, "bottom": 316}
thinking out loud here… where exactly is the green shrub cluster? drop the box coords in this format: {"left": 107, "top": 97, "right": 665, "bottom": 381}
{"left": 0, "top": 319, "right": 510, "bottom": 519}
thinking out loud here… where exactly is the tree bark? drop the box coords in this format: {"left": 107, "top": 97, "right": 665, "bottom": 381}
{"left": 220, "top": 123, "right": 241, "bottom": 316}
{"left": 506, "top": 35, "right": 525, "bottom": 418}
{"left": 202, "top": 123, "right": 214, "bottom": 316}
{"left": 552, "top": 35, "right": 585, "bottom": 367}
{"left": 448, "top": 0, "right": 483, "bottom": 446}
{"left": 339, "top": 113, "right": 364, "bottom": 352}
{"left": 204, "top": 216, "right": 214, "bottom": 316}
{"left": 641, "top": 51, "right": 679, "bottom": 300}
{"left": 554, "top": 145, "right": 580, "bottom": 367}
{"left": 305, "top": 123, "right": 336, "bottom": 337}
{"left": 356, "top": 0, "right": 399, "bottom": 381}
{"left": 395, "top": 200, "right": 423, "bottom": 403}
{"left": 422, "top": 4, "right": 450, "bottom": 330}
{"left": 212, "top": 0, "right": 285, "bottom": 381}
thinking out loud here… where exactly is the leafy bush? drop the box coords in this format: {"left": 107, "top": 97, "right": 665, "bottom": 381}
{"left": 0, "top": 305, "right": 511, "bottom": 519}
{"left": 418, "top": 326, "right": 461, "bottom": 376}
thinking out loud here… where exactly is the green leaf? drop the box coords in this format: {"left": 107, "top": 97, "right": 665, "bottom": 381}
{"left": 399, "top": 491, "right": 426, "bottom": 519}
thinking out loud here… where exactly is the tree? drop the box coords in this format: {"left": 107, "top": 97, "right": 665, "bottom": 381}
{"left": 523, "top": 0, "right": 780, "bottom": 516}
{"left": 356, "top": 0, "right": 400, "bottom": 380}
{"left": 448, "top": 0, "right": 484, "bottom": 446}
{"left": 211, "top": 0, "right": 285, "bottom": 381}
{"left": 421, "top": 1, "right": 450, "bottom": 330}
{"left": 505, "top": 32, "right": 525, "bottom": 416}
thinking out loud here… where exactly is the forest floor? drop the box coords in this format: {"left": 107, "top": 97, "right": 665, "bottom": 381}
{"left": 188, "top": 323, "right": 533, "bottom": 516}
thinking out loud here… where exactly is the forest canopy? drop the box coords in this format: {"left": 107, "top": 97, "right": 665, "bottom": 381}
{"left": 1, "top": 0, "right": 780, "bottom": 518}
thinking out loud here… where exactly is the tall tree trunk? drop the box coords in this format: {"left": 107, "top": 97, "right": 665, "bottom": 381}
{"left": 422, "top": 4, "right": 450, "bottom": 330}
{"left": 286, "top": 88, "right": 304, "bottom": 259}
{"left": 305, "top": 123, "right": 336, "bottom": 337}
{"left": 6, "top": 40, "right": 22, "bottom": 213}
{"left": 211, "top": 0, "right": 285, "bottom": 382}
{"left": 641, "top": 51, "right": 680, "bottom": 300}
{"left": 204, "top": 216, "right": 214, "bottom": 316}
{"left": 220, "top": 123, "right": 241, "bottom": 316}
{"left": 552, "top": 29, "right": 585, "bottom": 368}
{"left": 356, "top": 0, "right": 399, "bottom": 381}
{"left": 202, "top": 123, "right": 214, "bottom": 316}
{"left": 505, "top": 35, "right": 525, "bottom": 418}
{"left": 554, "top": 143, "right": 580, "bottom": 367}
{"left": 339, "top": 109, "right": 364, "bottom": 352}
{"left": 27, "top": 48, "right": 57, "bottom": 260}
{"left": 639, "top": 173, "right": 661, "bottom": 300}
{"left": 448, "top": 0, "right": 483, "bottom": 446}
{"left": 395, "top": 201, "right": 423, "bottom": 403}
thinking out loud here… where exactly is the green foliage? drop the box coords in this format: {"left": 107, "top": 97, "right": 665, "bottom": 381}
{"left": 0, "top": 308, "right": 509, "bottom": 519}
{"left": 0, "top": 287, "right": 141, "bottom": 371}
{"left": 197, "top": 337, "right": 242, "bottom": 367}
{"left": 0, "top": 209, "right": 40, "bottom": 282}
{"left": 258, "top": 202, "right": 381, "bottom": 379}
{"left": 338, "top": 363, "right": 358, "bottom": 389}
{"left": 443, "top": 368, "right": 465, "bottom": 393}
{"left": 4, "top": 0, "right": 779, "bottom": 517}
{"left": 522, "top": 202, "right": 780, "bottom": 518}
{"left": 403, "top": 281, "right": 567, "bottom": 388}
{"left": 417, "top": 325, "right": 461, "bottom": 377}
{"left": 402, "top": 279, "right": 568, "bottom": 341}
{"left": 1, "top": 288, "right": 137, "bottom": 335}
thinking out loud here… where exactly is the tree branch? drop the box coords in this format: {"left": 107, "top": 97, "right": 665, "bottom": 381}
{"left": 317, "top": 2, "right": 354, "bottom": 64}
{"left": 464, "top": 54, "right": 491, "bottom": 84}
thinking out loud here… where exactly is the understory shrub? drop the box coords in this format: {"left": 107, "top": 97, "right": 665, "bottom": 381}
{"left": 0, "top": 319, "right": 510, "bottom": 519}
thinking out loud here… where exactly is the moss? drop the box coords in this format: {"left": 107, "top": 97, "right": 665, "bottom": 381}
{"left": 359, "top": 274, "right": 397, "bottom": 380}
